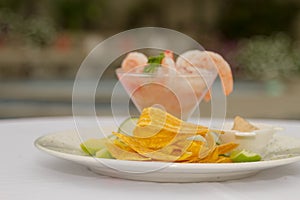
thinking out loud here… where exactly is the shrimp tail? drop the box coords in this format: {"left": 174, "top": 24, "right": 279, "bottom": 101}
{"left": 162, "top": 50, "right": 176, "bottom": 68}
{"left": 164, "top": 50, "right": 174, "bottom": 60}
{"left": 204, "top": 90, "right": 211, "bottom": 102}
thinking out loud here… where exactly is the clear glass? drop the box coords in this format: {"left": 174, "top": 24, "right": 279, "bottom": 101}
{"left": 116, "top": 66, "right": 217, "bottom": 120}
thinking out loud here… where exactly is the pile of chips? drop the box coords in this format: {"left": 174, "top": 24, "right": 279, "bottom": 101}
{"left": 106, "top": 107, "right": 238, "bottom": 163}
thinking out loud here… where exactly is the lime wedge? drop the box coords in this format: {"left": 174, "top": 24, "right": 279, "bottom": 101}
{"left": 230, "top": 150, "right": 261, "bottom": 162}
{"left": 80, "top": 138, "right": 107, "bottom": 155}
{"left": 118, "top": 117, "right": 139, "bottom": 135}
{"left": 95, "top": 148, "right": 114, "bottom": 159}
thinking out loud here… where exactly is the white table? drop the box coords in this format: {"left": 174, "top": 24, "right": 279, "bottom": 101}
{"left": 1, "top": 117, "right": 300, "bottom": 200}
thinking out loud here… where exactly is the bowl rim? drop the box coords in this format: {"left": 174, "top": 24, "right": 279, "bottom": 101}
{"left": 221, "top": 122, "right": 283, "bottom": 137}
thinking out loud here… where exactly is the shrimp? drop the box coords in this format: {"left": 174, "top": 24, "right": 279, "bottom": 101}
{"left": 161, "top": 50, "right": 176, "bottom": 68}
{"left": 176, "top": 50, "right": 233, "bottom": 100}
{"left": 164, "top": 50, "right": 174, "bottom": 60}
{"left": 207, "top": 51, "right": 233, "bottom": 96}
{"left": 121, "top": 52, "right": 148, "bottom": 72}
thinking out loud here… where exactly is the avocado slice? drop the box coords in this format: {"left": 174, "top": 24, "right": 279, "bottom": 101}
{"left": 95, "top": 148, "right": 114, "bottom": 159}
{"left": 80, "top": 138, "right": 107, "bottom": 155}
{"left": 230, "top": 150, "right": 261, "bottom": 162}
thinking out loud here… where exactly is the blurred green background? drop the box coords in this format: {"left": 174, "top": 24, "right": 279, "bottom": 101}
{"left": 0, "top": 0, "right": 300, "bottom": 119}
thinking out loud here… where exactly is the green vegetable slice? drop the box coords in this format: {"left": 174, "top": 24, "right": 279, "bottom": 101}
{"left": 230, "top": 150, "right": 262, "bottom": 162}
{"left": 95, "top": 148, "right": 114, "bottom": 159}
{"left": 80, "top": 138, "right": 107, "bottom": 155}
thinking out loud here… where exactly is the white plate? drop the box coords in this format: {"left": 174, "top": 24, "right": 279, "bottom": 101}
{"left": 34, "top": 127, "right": 300, "bottom": 183}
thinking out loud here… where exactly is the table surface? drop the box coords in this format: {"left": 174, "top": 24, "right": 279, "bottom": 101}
{"left": 1, "top": 117, "right": 300, "bottom": 200}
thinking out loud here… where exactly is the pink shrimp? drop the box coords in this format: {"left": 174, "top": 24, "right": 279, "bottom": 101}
{"left": 161, "top": 50, "right": 176, "bottom": 68}
{"left": 164, "top": 50, "right": 174, "bottom": 59}
{"left": 121, "top": 52, "right": 148, "bottom": 72}
{"left": 176, "top": 50, "right": 233, "bottom": 100}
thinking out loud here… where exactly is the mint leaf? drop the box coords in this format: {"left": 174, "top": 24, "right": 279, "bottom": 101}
{"left": 144, "top": 63, "right": 160, "bottom": 73}
{"left": 148, "top": 53, "right": 165, "bottom": 64}
{"left": 143, "top": 53, "right": 165, "bottom": 73}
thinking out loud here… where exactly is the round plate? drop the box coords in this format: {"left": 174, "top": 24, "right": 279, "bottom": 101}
{"left": 34, "top": 128, "right": 300, "bottom": 182}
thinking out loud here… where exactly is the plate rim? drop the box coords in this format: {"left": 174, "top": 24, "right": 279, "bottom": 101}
{"left": 34, "top": 130, "right": 300, "bottom": 173}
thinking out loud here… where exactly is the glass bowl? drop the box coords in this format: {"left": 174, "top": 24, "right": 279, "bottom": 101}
{"left": 116, "top": 67, "right": 217, "bottom": 120}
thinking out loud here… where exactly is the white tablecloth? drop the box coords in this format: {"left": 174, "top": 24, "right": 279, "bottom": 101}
{"left": 1, "top": 117, "right": 300, "bottom": 200}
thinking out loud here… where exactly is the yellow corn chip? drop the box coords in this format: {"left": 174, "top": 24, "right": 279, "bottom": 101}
{"left": 113, "top": 139, "right": 135, "bottom": 152}
{"left": 134, "top": 107, "right": 209, "bottom": 137}
{"left": 187, "top": 140, "right": 203, "bottom": 157}
{"left": 216, "top": 156, "right": 232, "bottom": 163}
{"left": 143, "top": 150, "right": 193, "bottom": 162}
{"left": 114, "top": 131, "right": 196, "bottom": 150}
{"left": 198, "top": 147, "right": 219, "bottom": 163}
{"left": 113, "top": 132, "right": 194, "bottom": 162}
{"left": 106, "top": 143, "right": 151, "bottom": 161}
{"left": 232, "top": 116, "right": 258, "bottom": 132}
{"left": 216, "top": 142, "right": 239, "bottom": 155}
{"left": 113, "top": 132, "right": 154, "bottom": 154}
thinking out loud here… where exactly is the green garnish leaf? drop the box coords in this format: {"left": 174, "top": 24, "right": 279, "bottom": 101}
{"left": 143, "top": 63, "right": 160, "bottom": 73}
{"left": 148, "top": 53, "right": 165, "bottom": 64}
{"left": 143, "top": 53, "right": 165, "bottom": 73}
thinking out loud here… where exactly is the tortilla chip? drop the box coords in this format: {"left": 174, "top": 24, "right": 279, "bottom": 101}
{"left": 216, "top": 156, "right": 232, "bottom": 163}
{"left": 113, "top": 139, "right": 135, "bottom": 152}
{"left": 134, "top": 107, "right": 209, "bottom": 137}
{"left": 114, "top": 131, "right": 197, "bottom": 150}
{"left": 113, "top": 132, "right": 154, "bottom": 154}
{"left": 161, "top": 140, "right": 203, "bottom": 161}
{"left": 193, "top": 142, "right": 238, "bottom": 163}
{"left": 216, "top": 142, "right": 239, "bottom": 155}
{"left": 196, "top": 148, "right": 219, "bottom": 163}
{"left": 105, "top": 143, "right": 151, "bottom": 161}
{"left": 232, "top": 116, "right": 258, "bottom": 132}
{"left": 187, "top": 140, "right": 203, "bottom": 157}
{"left": 143, "top": 150, "right": 193, "bottom": 162}
{"left": 177, "top": 151, "right": 194, "bottom": 162}
{"left": 196, "top": 132, "right": 216, "bottom": 159}
{"left": 113, "top": 132, "right": 196, "bottom": 162}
